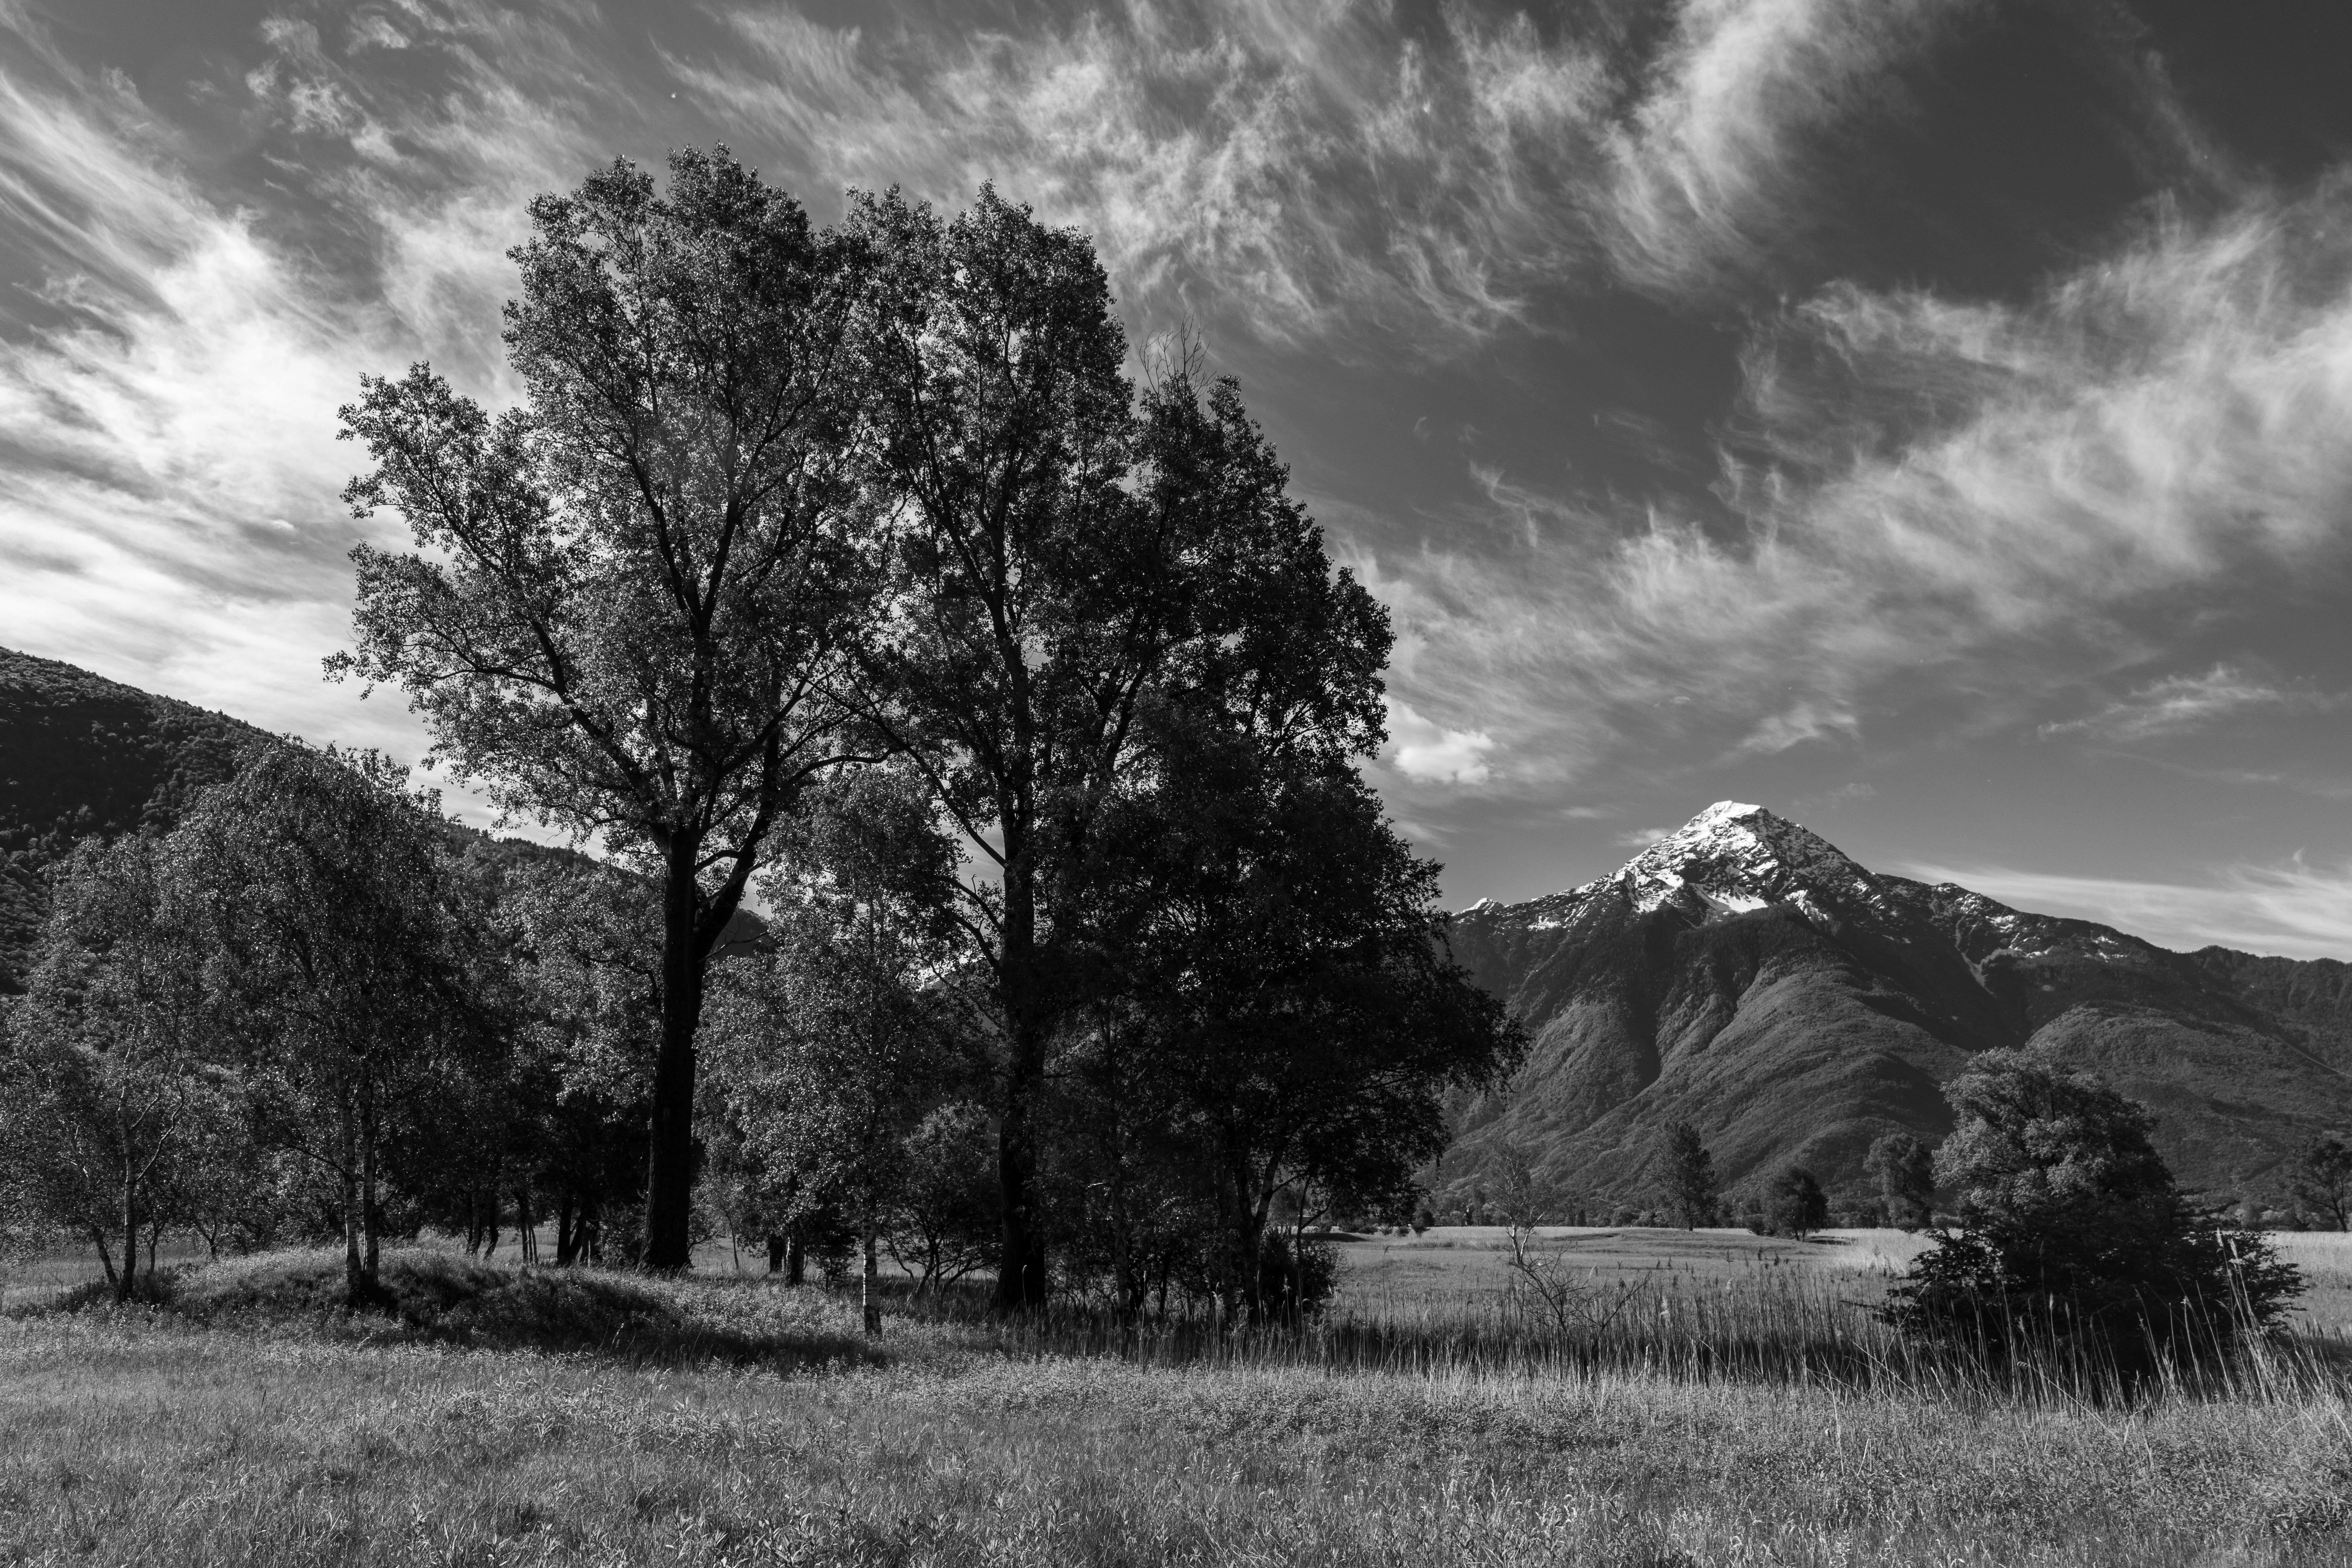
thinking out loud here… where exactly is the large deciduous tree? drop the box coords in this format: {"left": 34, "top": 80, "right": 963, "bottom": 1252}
{"left": 843, "top": 186, "right": 1143, "bottom": 1305}
{"left": 847, "top": 188, "right": 1416, "bottom": 1305}
{"left": 335, "top": 148, "right": 874, "bottom": 1269}
{"left": 1079, "top": 570, "right": 1519, "bottom": 1319}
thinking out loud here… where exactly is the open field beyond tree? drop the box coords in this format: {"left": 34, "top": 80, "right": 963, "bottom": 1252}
{"left": 1, "top": 1231, "right": 2348, "bottom": 1566}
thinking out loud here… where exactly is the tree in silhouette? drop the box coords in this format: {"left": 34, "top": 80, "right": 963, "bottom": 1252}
{"left": 2289, "top": 1132, "right": 2352, "bottom": 1231}
{"left": 1101, "top": 741, "right": 1520, "bottom": 1324}
{"left": 1866, "top": 1131, "right": 1937, "bottom": 1230}
{"left": 335, "top": 148, "right": 875, "bottom": 1269}
{"left": 1660, "top": 1123, "right": 1717, "bottom": 1229}
{"left": 845, "top": 192, "right": 1393, "bottom": 1305}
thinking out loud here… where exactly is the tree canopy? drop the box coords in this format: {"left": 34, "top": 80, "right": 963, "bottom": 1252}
{"left": 0, "top": 148, "right": 1540, "bottom": 1318}
{"left": 335, "top": 148, "right": 877, "bottom": 1268}
{"left": 1882, "top": 1049, "right": 2300, "bottom": 1375}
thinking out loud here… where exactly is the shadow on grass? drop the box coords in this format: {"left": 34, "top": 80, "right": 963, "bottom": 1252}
{"left": 25, "top": 1249, "right": 884, "bottom": 1372}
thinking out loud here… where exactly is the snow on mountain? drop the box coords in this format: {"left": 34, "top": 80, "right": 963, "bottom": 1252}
{"left": 1440, "top": 799, "right": 2352, "bottom": 1210}
{"left": 1460, "top": 802, "right": 1887, "bottom": 935}
{"left": 1610, "top": 801, "right": 1881, "bottom": 921}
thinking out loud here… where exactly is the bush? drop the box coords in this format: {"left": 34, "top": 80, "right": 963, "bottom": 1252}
{"left": 1879, "top": 1050, "right": 2300, "bottom": 1377}
{"left": 1256, "top": 1232, "right": 1338, "bottom": 1321}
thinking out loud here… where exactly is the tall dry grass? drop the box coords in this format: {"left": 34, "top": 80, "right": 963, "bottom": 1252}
{"left": 0, "top": 1244, "right": 2346, "bottom": 1565}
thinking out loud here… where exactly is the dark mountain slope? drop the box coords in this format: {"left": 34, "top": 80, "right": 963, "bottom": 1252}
{"left": 0, "top": 646, "right": 762, "bottom": 991}
{"left": 0, "top": 646, "right": 271, "bottom": 989}
{"left": 1445, "top": 803, "right": 2352, "bottom": 1210}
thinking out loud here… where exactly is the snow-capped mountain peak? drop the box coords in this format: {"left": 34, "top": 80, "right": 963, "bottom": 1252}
{"left": 1611, "top": 801, "right": 1875, "bottom": 918}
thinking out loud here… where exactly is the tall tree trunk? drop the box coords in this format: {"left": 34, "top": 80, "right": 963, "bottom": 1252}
{"left": 361, "top": 1072, "right": 380, "bottom": 1280}
{"left": 117, "top": 1138, "right": 138, "bottom": 1305}
{"left": 338, "top": 1070, "right": 364, "bottom": 1308}
{"left": 786, "top": 1230, "right": 804, "bottom": 1286}
{"left": 1109, "top": 1157, "right": 1142, "bottom": 1325}
{"left": 1214, "top": 1147, "right": 1264, "bottom": 1329}
{"left": 861, "top": 1213, "right": 881, "bottom": 1336}
{"left": 645, "top": 837, "right": 707, "bottom": 1272}
{"left": 90, "top": 1229, "right": 117, "bottom": 1293}
{"left": 993, "top": 859, "right": 1049, "bottom": 1308}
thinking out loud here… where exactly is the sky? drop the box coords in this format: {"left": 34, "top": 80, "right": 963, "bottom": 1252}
{"left": 7, "top": 0, "right": 2352, "bottom": 959}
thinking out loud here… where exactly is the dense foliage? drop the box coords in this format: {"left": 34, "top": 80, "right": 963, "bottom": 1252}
{"left": 1866, "top": 1131, "right": 1938, "bottom": 1230}
{"left": 1, "top": 151, "right": 1516, "bottom": 1321}
{"left": 1880, "top": 1049, "right": 2300, "bottom": 1375}
{"left": 0, "top": 648, "right": 264, "bottom": 992}
{"left": 2289, "top": 1132, "right": 2351, "bottom": 1230}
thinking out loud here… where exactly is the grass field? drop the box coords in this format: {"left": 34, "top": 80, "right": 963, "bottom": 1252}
{"left": 0, "top": 1230, "right": 2347, "bottom": 1565}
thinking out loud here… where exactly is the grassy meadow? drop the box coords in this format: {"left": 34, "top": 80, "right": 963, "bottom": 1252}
{"left": 0, "top": 1229, "right": 2347, "bottom": 1566}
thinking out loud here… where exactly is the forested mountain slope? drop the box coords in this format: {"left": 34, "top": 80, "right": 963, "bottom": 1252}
{"left": 0, "top": 646, "right": 270, "bottom": 990}
{"left": 1443, "top": 803, "right": 2352, "bottom": 1211}
{"left": 0, "top": 647, "right": 761, "bottom": 991}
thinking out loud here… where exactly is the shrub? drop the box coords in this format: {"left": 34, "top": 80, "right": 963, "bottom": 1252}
{"left": 1255, "top": 1232, "right": 1338, "bottom": 1321}
{"left": 1879, "top": 1050, "right": 2300, "bottom": 1376}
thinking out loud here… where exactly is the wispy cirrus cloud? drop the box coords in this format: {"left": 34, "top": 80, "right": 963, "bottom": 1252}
{"left": 1374, "top": 187, "right": 2352, "bottom": 794}
{"left": 1903, "top": 858, "right": 2352, "bottom": 962}
{"left": 0, "top": 1, "right": 601, "bottom": 776}
{"left": 670, "top": 2, "right": 1619, "bottom": 351}
{"left": 1599, "top": 0, "right": 1964, "bottom": 300}
{"left": 2040, "top": 665, "right": 2333, "bottom": 743}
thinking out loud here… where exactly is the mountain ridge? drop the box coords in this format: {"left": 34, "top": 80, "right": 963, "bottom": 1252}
{"left": 1441, "top": 802, "right": 2352, "bottom": 1214}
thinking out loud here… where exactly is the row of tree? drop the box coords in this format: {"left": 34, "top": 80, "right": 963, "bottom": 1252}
{"left": 1, "top": 149, "right": 1521, "bottom": 1319}
{"left": 1650, "top": 1117, "right": 2352, "bottom": 1239}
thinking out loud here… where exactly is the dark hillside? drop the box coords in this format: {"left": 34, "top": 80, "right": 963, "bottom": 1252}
{"left": 0, "top": 646, "right": 271, "bottom": 989}
{"left": 0, "top": 646, "right": 761, "bottom": 990}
